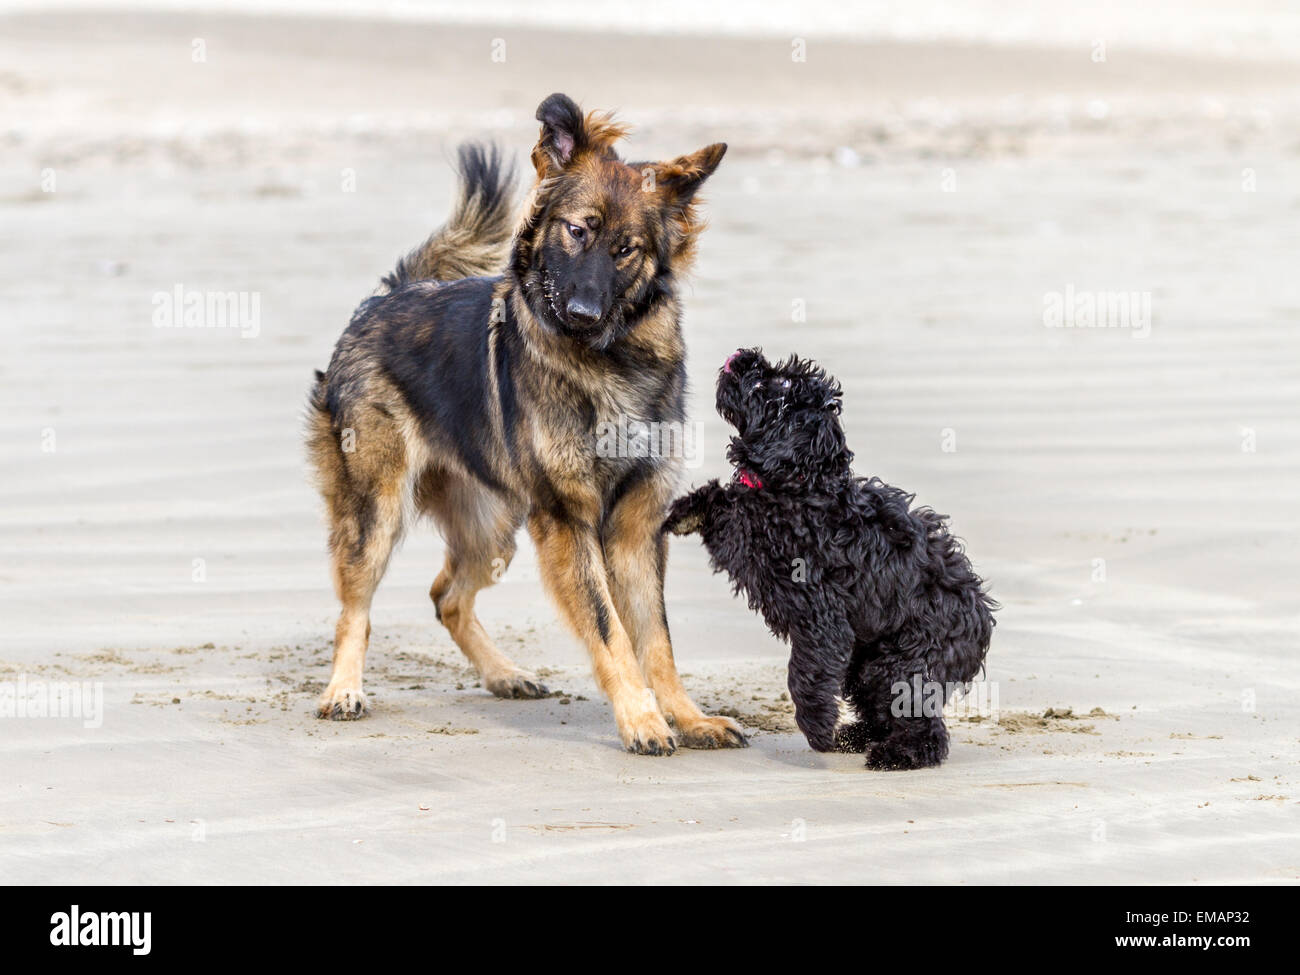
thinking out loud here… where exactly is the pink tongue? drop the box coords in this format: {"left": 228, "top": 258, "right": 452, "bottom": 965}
{"left": 723, "top": 350, "right": 741, "bottom": 373}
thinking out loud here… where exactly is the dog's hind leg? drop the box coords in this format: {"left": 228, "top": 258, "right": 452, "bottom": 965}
{"left": 604, "top": 473, "right": 747, "bottom": 749}
{"left": 423, "top": 472, "right": 545, "bottom": 699}
{"left": 847, "top": 655, "right": 950, "bottom": 770}
{"left": 833, "top": 641, "right": 888, "bottom": 752}
{"left": 312, "top": 410, "right": 409, "bottom": 720}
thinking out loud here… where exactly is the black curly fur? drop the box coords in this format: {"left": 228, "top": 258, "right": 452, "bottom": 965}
{"left": 665, "top": 348, "right": 997, "bottom": 770}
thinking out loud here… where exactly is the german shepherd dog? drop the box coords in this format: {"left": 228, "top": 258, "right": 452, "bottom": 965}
{"left": 306, "top": 94, "right": 743, "bottom": 755}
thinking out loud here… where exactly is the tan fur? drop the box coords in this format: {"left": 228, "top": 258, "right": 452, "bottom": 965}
{"left": 602, "top": 475, "right": 743, "bottom": 747}
{"left": 307, "top": 380, "right": 410, "bottom": 717}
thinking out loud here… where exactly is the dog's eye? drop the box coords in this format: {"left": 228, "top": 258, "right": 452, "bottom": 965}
{"left": 567, "top": 223, "right": 586, "bottom": 242}
{"left": 780, "top": 379, "right": 792, "bottom": 390}
{"left": 617, "top": 243, "right": 636, "bottom": 257}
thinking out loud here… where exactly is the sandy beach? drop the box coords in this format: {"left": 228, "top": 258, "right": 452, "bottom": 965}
{"left": 2, "top": 7, "right": 1298, "bottom": 884}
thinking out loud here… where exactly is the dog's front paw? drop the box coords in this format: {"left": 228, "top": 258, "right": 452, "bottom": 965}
{"left": 663, "top": 496, "right": 704, "bottom": 536}
{"left": 663, "top": 515, "right": 701, "bottom": 536}
{"left": 675, "top": 712, "right": 749, "bottom": 749}
{"left": 483, "top": 668, "right": 550, "bottom": 700}
{"left": 619, "top": 709, "right": 678, "bottom": 756}
{"left": 794, "top": 710, "right": 837, "bottom": 752}
{"left": 316, "top": 683, "right": 369, "bottom": 720}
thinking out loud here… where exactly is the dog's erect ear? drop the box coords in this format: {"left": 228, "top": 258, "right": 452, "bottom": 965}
{"left": 653, "top": 143, "right": 727, "bottom": 206}
{"left": 532, "top": 93, "right": 586, "bottom": 175}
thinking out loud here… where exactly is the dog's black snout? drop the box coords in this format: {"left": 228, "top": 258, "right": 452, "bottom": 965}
{"left": 565, "top": 296, "right": 603, "bottom": 325}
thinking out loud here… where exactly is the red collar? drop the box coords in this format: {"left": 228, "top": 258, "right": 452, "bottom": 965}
{"left": 737, "top": 468, "right": 764, "bottom": 490}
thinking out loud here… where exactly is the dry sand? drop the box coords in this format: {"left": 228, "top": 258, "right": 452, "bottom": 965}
{"left": 1, "top": 9, "right": 1298, "bottom": 884}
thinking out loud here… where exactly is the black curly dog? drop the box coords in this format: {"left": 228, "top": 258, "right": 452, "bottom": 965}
{"left": 665, "top": 349, "right": 996, "bottom": 769}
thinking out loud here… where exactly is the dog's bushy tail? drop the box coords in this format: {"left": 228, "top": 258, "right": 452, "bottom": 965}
{"left": 381, "top": 143, "right": 517, "bottom": 291}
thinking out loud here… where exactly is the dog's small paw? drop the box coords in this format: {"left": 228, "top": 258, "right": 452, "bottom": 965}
{"left": 663, "top": 513, "right": 703, "bottom": 536}
{"left": 663, "top": 498, "right": 704, "bottom": 536}
{"left": 864, "top": 733, "right": 947, "bottom": 771}
{"left": 484, "top": 669, "right": 549, "bottom": 700}
{"left": 316, "top": 684, "right": 369, "bottom": 720}
{"left": 620, "top": 710, "right": 677, "bottom": 756}
{"left": 675, "top": 713, "right": 749, "bottom": 749}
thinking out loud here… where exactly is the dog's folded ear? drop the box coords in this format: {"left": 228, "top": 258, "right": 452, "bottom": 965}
{"left": 810, "top": 407, "right": 853, "bottom": 472}
{"left": 533, "top": 93, "right": 586, "bottom": 174}
{"left": 532, "top": 93, "right": 629, "bottom": 177}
